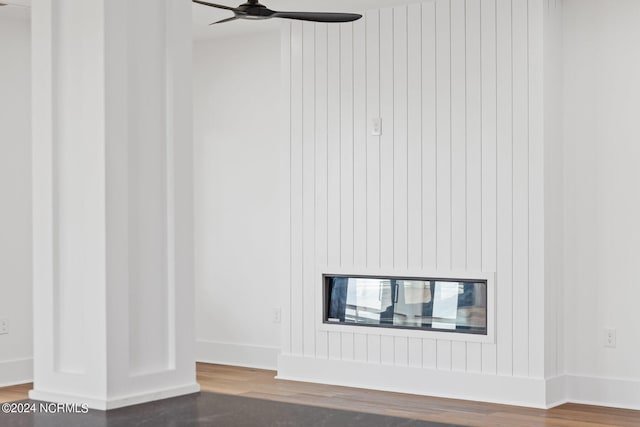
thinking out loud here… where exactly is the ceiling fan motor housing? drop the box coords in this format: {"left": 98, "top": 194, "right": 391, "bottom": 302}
{"left": 236, "top": 1, "right": 273, "bottom": 19}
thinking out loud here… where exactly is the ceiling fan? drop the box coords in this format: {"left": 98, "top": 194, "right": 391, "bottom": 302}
{"left": 193, "top": 0, "right": 362, "bottom": 25}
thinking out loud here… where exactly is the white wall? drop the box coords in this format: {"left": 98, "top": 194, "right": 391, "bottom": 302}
{"left": 278, "top": 0, "right": 558, "bottom": 408}
{"left": 563, "top": 0, "right": 640, "bottom": 409}
{"left": 193, "top": 30, "right": 282, "bottom": 369}
{"left": 0, "top": 8, "right": 33, "bottom": 387}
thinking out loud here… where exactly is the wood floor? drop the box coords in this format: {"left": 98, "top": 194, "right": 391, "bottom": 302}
{"left": 0, "top": 383, "right": 31, "bottom": 405}
{"left": 2, "top": 363, "right": 639, "bottom": 426}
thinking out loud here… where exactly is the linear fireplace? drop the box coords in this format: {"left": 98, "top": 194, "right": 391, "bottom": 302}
{"left": 323, "top": 274, "right": 489, "bottom": 336}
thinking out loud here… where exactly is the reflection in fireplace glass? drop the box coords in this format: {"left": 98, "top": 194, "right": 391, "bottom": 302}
{"left": 325, "top": 276, "right": 487, "bottom": 335}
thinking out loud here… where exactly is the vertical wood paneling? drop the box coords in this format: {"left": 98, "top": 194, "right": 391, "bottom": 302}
{"left": 339, "top": 23, "right": 355, "bottom": 360}
{"left": 512, "top": 0, "right": 530, "bottom": 378}
{"left": 496, "top": 0, "right": 514, "bottom": 376}
{"left": 284, "top": 0, "right": 544, "bottom": 380}
{"left": 365, "top": 10, "right": 381, "bottom": 270}
{"left": 466, "top": 0, "right": 483, "bottom": 274}
{"left": 422, "top": 2, "right": 437, "bottom": 271}
{"left": 354, "top": 334, "right": 368, "bottom": 362}
{"left": 449, "top": 0, "right": 468, "bottom": 371}
{"left": 327, "top": 26, "right": 341, "bottom": 268}
{"left": 451, "top": 341, "right": 467, "bottom": 372}
{"left": 407, "top": 3, "right": 423, "bottom": 271}
{"left": 423, "top": 339, "right": 437, "bottom": 369}
{"left": 340, "top": 24, "right": 355, "bottom": 267}
{"left": 450, "top": 0, "right": 467, "bottom": 273}
{"left": 316, "top": 331, "right": 328, "bottom": 360}
{"left": 353, "top": 19, "right": 367, "bottom": 268}
{"left": 280, "top": 23, "right": 292, "bottom": 355}
{"left": 437, "top": 340, "right": 452, "bottom": 371}
{"left": 380, "top": 8, "right": 395, "bottom": 270}
{"left": 381, "top": 335, "right": 395, "bottom": 365}
{"left": 394, "top": 337, "right": 409, "bottom": 367}
{"left": 290, "top": 21, "right": 304, "bottom": 356}
{"left": 435, "top": 0, "right": 452, "bottom": 272}
{"left": 529, "top": 0, "right": 545, "bottom": 379}
{"left": 367, "top": 334, "right": 381, "bottom": 364}
{"left": 466, "top": 0, "right": 483, "bottom": 374}
{"left": 481, "top": 0, "right": 498, "bottom": 375}
{"left": 314, "top": 23, "right": 329, "bottom": 360}
{"left": 467, "top": 341, "right": 483, "bottom": 374}
{"left": 328, "top": 331, "right": 341, "bottom": 360}
{"left": 341, "top": 332, "right": 355, "bottom": 361}
{"left": 302, "top": 22, "right": 316, "bottom": 358}
{"left": 366, "top": 49, "right": 382, "bottom": 346}
{"left": 325, "top": 23, "right": 339, "bottom": 355}
{"left": 393, "top": 7, "right": 409, "bottom": 270}
{"left": 481, "top": 0, "right": 498, "bottom": 279}
{"left": 408, "top": 337, "right": 423, "bottom": 368}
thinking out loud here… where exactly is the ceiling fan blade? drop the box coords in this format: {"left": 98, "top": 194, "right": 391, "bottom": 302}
{"left": 193, "top": 0, "right": 236, "bottom": 11}
{"left": 210, "top": 16, "right": 239, "bottom": 25}
{"left": 271, "top": 11, "right": 362, "bottom": 23}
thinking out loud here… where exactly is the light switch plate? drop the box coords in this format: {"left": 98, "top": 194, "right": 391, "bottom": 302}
{"left": 372, "top": 118, "right": 382, "bottom": 136}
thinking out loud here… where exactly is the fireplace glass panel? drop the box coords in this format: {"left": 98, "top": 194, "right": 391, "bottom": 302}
{"left": 325, "top": 276, "right": 487, "bottom": 335}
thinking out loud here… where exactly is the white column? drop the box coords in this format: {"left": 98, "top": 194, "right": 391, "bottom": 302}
{"left": 30, "top": 0, "right": 198, "bottom": 410}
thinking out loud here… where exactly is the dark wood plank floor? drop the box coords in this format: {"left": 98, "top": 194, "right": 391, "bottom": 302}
{"left": 1, "top": 363, "right": 638, "bottom": 426}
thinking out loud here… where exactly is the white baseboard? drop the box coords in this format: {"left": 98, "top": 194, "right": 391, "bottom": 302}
{"left": 0, "top": 358, "right": 33, "bottom": 387}
{"left": 29, "top": 383, "right": 201, "bottom": 411}
{"left": 278, "top": 356, "right": 640, "bottom": 411}
{"left": 196, "top": 340, "right": 280, "bottom": 371}
{"left": 277, "top": 354, "right": 550, "bottom": 409}
{"left": 544, "top": 375, "right": 568, "bottom": 408}
{"left": 564, "top": 374, "right": 640, "bottom": 411}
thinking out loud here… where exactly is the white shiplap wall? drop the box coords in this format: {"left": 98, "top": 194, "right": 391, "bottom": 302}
{"left": 279, "top": 0, "right": 553, "bottom": 406}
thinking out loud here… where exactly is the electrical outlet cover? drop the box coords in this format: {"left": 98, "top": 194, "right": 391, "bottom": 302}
{"left": 604, "top": 328, "right": 617, "bottom": 348}
{"left": 272, "top": 308, "right": 282, "bottom": 324}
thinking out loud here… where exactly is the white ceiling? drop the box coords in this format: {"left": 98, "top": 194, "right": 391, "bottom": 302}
{"left": 1, "top": 0, "right": 421, "bottom": 40}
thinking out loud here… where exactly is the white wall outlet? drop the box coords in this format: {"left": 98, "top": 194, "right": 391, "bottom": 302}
{"left": 372, "top": 118, "right": 382, "bottom": 136}
{"left": 0, "top": 318, "right": 9, "bottom": 335}
{"left": 604, "top": 328, "right": 617, "bottom": 348}
{"left": 272, "top": 308, "right": 282, "bottom": 324}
